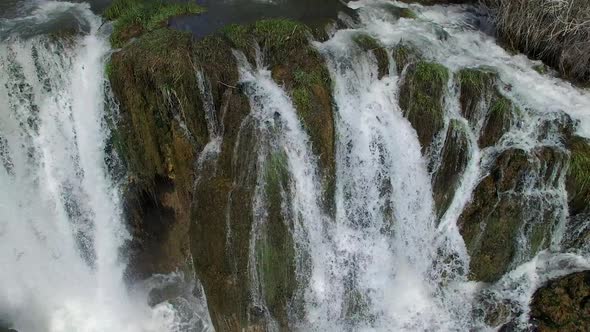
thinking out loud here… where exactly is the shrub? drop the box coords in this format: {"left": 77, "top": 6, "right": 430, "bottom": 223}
{"left": 105, "top": 0, "right": 204, "bottom": 47}
{"left": 482, "top": 0, "right": 590, "bottom": 82}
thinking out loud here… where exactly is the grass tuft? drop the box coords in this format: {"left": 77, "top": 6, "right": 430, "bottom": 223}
{"left": 483, "top": 0, "right": 590, "bottom": 82}
{"left": 568, "top": 137, "right": 590, "bottom": 204}
{"left": 458, "top": 67, "right": 497, "bottom": 93}
{"left": 104, "top": 0, "right": 204, "bottom": 48}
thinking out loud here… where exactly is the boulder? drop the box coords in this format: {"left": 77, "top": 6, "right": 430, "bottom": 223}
{"left": 459, "top": 147, "right": 568, "bottom": 282}
{"left": 530, "top": 271, "right": 590, "bottom": 331}
{"left": 457, "top": 67, "right": 517, "bottom": 148}
{"left": 399, "top": 61, "right": 449, "bottom": 152}
{"left": 432, "top": 119, "right": 470, "bottom": 218}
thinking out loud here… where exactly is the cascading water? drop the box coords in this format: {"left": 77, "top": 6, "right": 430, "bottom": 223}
{"left": 0, "top": 2, "right": 209, "bottom": 331}
{"left": 3, "top": 0, "right": 590, "bottom": 331}
{"left": 298, "top": 1, "right": 590, "bottom": 330}
{"left": 236, "top": 0, "right": 590, "bottom": 330}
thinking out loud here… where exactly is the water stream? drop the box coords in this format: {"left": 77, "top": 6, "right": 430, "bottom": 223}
{"left": 1, "top": 0, "right": 590, "bottom": 331}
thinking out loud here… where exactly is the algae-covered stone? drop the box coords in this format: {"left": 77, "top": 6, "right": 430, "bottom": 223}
{"left": 530, "top": 271, "right": 590, "bottom": 331}
{"left": 480, "top": 96, "right": 514, "bottom": 147}
{"left": 104, "top": 0, "right": 204, "bottom": 47}
{"left": 432, "top": 119, "right": 470, "bottom": 218}
{"left": 399, "top": 61, "right": 449, "bottom": 152}
{"left": 392, "top": 42, "right": 421, "bottom": 74}
{"left": 459, "top": 147, "right": 568, "bottom": 282}
{"left": 221, "top": 20, "right": 336, "bottom": 208}
{"left": 352, "top": 33, "right": 389, "bottom": 79}
{"left": 566, "top": 136, "right": 590, "bottom": 215}
{"left": 108, "top": 28, "right": 209, "bottom": 279}
{"left": 256, "top": 151, "right": 297, "bottom": 327}
{"left": 458, "top": 67, "right": 517, "bottom": 147}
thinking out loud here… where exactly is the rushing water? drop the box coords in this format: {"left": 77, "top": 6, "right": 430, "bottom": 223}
{"left": 2, "top": 0, "right": 590, "bottom": 331}
{"left": 234, "top": 0, "right": 590, "bottom": 330}
{"left": 0, "top": 2, "right": 210, "bottom": 331}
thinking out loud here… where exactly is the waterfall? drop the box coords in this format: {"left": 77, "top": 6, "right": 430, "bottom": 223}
{"left": 0, "top": 2, "right": 205, "bottom": 331}
{"left": 3, "top": 0, "right": 590, "bottom": 331}
{"left": 234, "top": 1, "right": 590, "bottom": 330}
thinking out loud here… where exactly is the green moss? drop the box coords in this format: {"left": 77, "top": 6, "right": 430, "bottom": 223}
{"left": 480, "top": 94, "right": 515, "bottom": 147}
{"left": 104, "top": 0, "right": 204, "bottom": 48}
{"left": 254, "top": 19, "right": 310, "bottom": 62}
{"left": 257, "top": 150, "right": 296, "bottom": 325}
{"left": 104, "top": 59, "right": 113, "bottom": 78}
{"left": 399, "top": 8, "right": 418, "bottom": 19}
{"left": 352, "top": 33, "right": 381, "bottom": 51}
{"left": 379, "top": 3, "right": 417, "bottom": 20}
{"left": 490, "top": 96, "right": 512, "bottom": 116}
{"left": 292, "top": 87, "right": 312, "bottom": 113}
{"left": 567, "top": 136, "right": 590, "bottom": 213}
{"left": 457, "top": 67, "right": 517, "bottom": 147}
{"left": 398, "top": 61, "right": 449, "bottom": 150}
{"left": 265, "top": 151, "right": 289, "bottom": 195}
{"left": 352, "top": 33, "right": 389, "bottom": 79}
{"left": 533, "top": 63, "right": 549, "bottom": 75}
{"left": 414, "top": 61, "right": 449, "bottom": 83}
{"left": 108, "top": 27, "right": 208, "bottom": 194}
{"left": 458, "top": 67, "right": 497, "bottom": 93}
{"left": 221, "top": 24, "right": 251, "bottom": 51}
{"left": 392, "top": 42, "right": 420, "bottom": 73}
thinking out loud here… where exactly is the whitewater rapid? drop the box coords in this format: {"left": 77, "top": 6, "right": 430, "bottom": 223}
{"left": 2, "top": 0, "right": 590, "bottom": 331}
{"left": 0, "top": 2, "right": 209, "bottom": 331}
{"left": 235, "top": 0, "right": 590, "bottom": 330}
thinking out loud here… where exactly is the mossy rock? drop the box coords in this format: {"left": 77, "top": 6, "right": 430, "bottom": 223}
{"left": 352, "top": 33, "right": 389, "bottom": 79}
{"left": 104, "top": 0, "right": 204, "bottom": 48}
{"left": 220, "top": 20, "right": 336, "bottom": 212}
{"left": 109, "top": 28, "right": 208, "bottom": 193}
{"left": 256, "top": 150, "right": 297, "bottom": 327}
{"left": 566, "top": 136, "right": 590, "bottom": 215}
{"left": 458, "top": 68, "right": 498, "bottom": 124}
{"left": 459, "top": 147, "right": 567, "bottom": 282}
{"left": 432, "top": 119, "right": 470, "bottom": 218}
{"left": 392, "top": 42, "right": 421, "bottom": 74}
{"left": 108, "top": 27, "right": 210, "bottom": 280}
{"left": 377, "top": 2, "right": 419, "bottom": 20}
{"left": 399, "top": 61, "right": 449, "bottom": 152}
{"left": 458, "top": 67, "right": 517, "bottom": 147}
{"left": 480, "top": 95, "right": 514, "bottom": 147}
{"left": 530, "top": 271, "right": 590, "bottom": 331}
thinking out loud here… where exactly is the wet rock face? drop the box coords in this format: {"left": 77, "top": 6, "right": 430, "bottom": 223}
{"left": 458, "top": 147, "right": 568, "bottom": 282}
{"left": 109, "top": 18, "right": 336, "bottom": 331}
{"left": 566, "top": 136, "right": 590, "bottom": 216}
{"left": 530, "top": 271, "right": 590, "bottom": 331}
{"left": 432, "top": 119, "right": 470, "bottom": 218}
{"left": 108, "top": 28, "right": 209, "bottom": 280}
{"left": 399, "top": 61, "right": 449, "bottom": 152}
{"left": 458, "top": 68, "right": 516, "bottom": 148}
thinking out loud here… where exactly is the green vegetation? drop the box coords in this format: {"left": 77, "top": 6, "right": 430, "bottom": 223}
{"left": 221, "top": 24, "right": 251, "bottom": 51}
{"left": 291, "top": 68, "right": 329, "bottom": 112}
{"left": 392, "top": 42, "right": 420, "bottom": 73}
{"left": 532, "top": 63, "right": 548, "bottom": 75}
{"left": 567, "top": 136, "right": 590, "bottom": 213}
{"left": 352, "top": 33, "right": 381, "bottom": 51}
{"left": 399, "top": 61, "right": 449, "bottom": 149}
{"left": 107, "top": 27, "right": 207, "bottom": 193}
{"left": 458, "top": 67, "right": 497, "bottom": 93}
{"left": 352, "top": 33, "right": 389, "bottom": 78}
{"left": 104, "top": 0, "right": 204, "bottom": 47}
{"left": 253, "top": 19, "right": 310, "bottom": 62}
{"left": 414, "top": 61, "right": 449, "bottom": 84}
{"left": 489, "top": 95, "right": 512, "bottom": 117}
{"left": 399, "top": 8, "right": 418, "bottom": 19}
{"left": 258, "top": 150, "right": 296, "bottom": 325}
